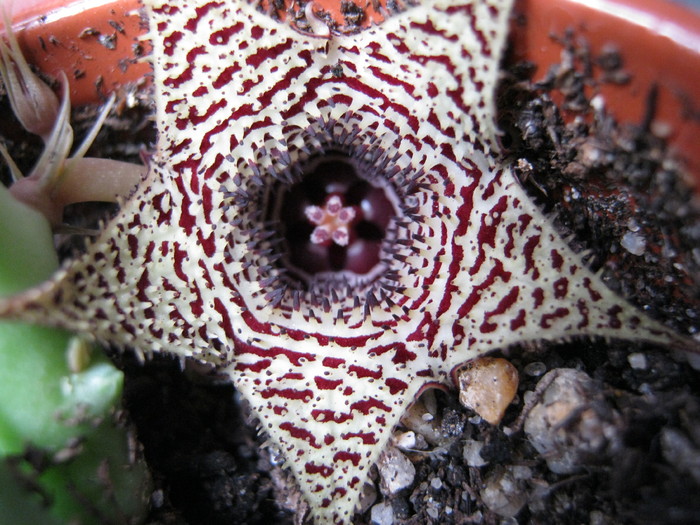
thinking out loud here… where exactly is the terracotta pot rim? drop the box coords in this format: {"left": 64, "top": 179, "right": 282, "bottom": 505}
{"left": 3, "top": 0, "right": 700, "bottom": 179}
{"left": 570, "top": 0, "right": 700, "bottom": 51}
{"left": 512, "top": 0, "right": 700, "bottom": 181}
{"left": 4, "top": 0, "right": 148, "bottom": 106}
{"left": 4, "top": 0, "right": 700, "bottom": 97}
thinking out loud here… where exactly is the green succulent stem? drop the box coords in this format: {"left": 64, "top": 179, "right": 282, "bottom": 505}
{"left": 0, "top": 181, "right": 58, "bottom": 295}
{"left": 0, "top": 169, "right": 149, "bottom": 524}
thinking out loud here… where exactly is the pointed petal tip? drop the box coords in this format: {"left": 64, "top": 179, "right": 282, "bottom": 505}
{"left": 0, "top": 274, "right": 61, "bottom": 322}
{"left": 670, "top": 331, "right": 700, "bottom": 359}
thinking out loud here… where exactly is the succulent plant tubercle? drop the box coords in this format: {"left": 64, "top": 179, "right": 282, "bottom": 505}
{"left": 0, "top": 8, "right": 151, "bottom": 523}
{"left": 0, "top": 0, "right": 698, "bottom": 523}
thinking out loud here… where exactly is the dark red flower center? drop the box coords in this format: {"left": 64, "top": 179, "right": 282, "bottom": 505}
{"left": 279, "top": 153, "right": 397, "bottom": 278}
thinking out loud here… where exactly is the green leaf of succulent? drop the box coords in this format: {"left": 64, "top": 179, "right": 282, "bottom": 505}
{"left": 0, "top": 137, "right": 146, "bottom": 525}
{"left": 0, "top": 183, "right": 120, "bottom": 454}
{"left": 0, "top": 463, "right": 64, "bottom": 525}
{"left": 0, "top": 183, "right": 57, "bottom": 295}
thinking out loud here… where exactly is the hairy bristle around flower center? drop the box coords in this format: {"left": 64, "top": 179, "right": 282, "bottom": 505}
{"left": 221, "top": 116, "right": 432, "bottom": 326}
{"left": 274, "top": 152, "right": 398, "bottom": 279}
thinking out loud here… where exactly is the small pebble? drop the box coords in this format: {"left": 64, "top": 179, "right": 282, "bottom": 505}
{"left": 468, "top": 415, "right": 483, "bottom": 425}
{"left": 150, "top": 489, "right": 164, "bottom": 509}
{"left": 399, "top": 392, "right": 445, "bottom": 445}
{"left": 430, "top": 477, "right": 443, "bottom": 490}
{"left": 357, "top": 482, "right": 378, "bottom": 515}
{"left": 510, "top": 465, "right": 532, "bottom": 480}
{"left": 523, "top": 361, "right": 547, "bottom": 377}
{"left": 393, "top": 430, "right": 417, "bottom": 450}
{"left": 370, "top": 501, "right": 394, "bottom": 525}
{"left": 621, "top": 231, "right": 646, "bottom": 256}
{"left": 627, "top": 352, "right": 648, "bottom": 370}
{"left": 638, "top": 382, "right": 654, "bottom": 395}
{"left": 590, "top": 94, "right": 605, "bottom": 112}
{"left": 458, "top": 357, "right": 519, "bottom": 425}
{"left": 426, "top": 502, "right": 440, "bottom": 520}
{"left": 480, "top": 466, "right": 528, "bottom": 518}
{"left": 524, "top": 369, "right": 622, "bottom": 474}
{"left": 661, "top": 428, "right": 700, "bottom": 484}
{"left": 377, "top": 446, "right": 416, "bottom": 496}
{"left": 651, "top": 120, "right": 672, "bottom": 139}
{"left": 463, "top": 439, "right": 488, "bottom": 467}
{"left": 685, "top": 350, "right": 700, "bottom": 371}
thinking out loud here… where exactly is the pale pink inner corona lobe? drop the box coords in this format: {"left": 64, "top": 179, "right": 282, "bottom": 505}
{"left": 278, "top": 154, "right": 397, "bottom": 277}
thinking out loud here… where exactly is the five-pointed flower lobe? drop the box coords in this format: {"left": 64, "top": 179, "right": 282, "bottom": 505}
{"left": 0, "top": 0, "right": 696, "bottom": 522}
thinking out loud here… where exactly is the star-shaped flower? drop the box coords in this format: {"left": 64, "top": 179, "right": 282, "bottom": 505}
{"left": 1, "top": 0, "right": 696, "bottom": 522}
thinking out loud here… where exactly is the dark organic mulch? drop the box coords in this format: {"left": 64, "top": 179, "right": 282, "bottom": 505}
{"left": 117, "top": 356, "right": 291, "bottom": 525}
{"left": 2, "top": 24, "right": 700, "bottom": 525}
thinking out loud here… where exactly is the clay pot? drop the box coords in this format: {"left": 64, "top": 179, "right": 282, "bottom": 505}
{"left": 510, "top": 0, "right": 700, "bottom": 183}
{"left": 4, "top": 0, "right": 148, "bottom": 106}
{"left": 4, "top": 0, "right": 700, "bottom": 175}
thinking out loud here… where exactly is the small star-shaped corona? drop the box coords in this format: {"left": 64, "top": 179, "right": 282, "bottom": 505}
{"left": 306, "top": 195, "right": 356, "bottom": 247}
{"left": 0, "top": 0, "right": 697, "bottom": 522}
